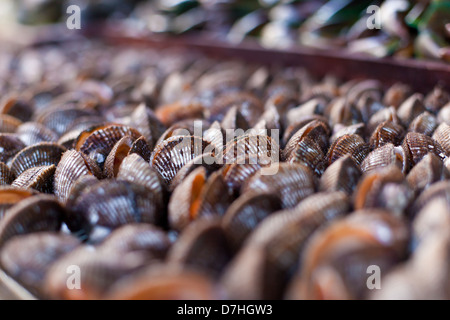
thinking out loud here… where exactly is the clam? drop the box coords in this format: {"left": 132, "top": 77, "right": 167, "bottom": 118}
{"left": 367, "top": 106, "right": 401, "bottom": 134}
{"left": 0, "top": 134, "right": 27, "bottom": 163}
{"left": 424, "top": 86, "right": 450, "bottom": 113}
{"left": 319, "top": 155, "right": 361, "bottom": 195}
{"left": 242, "top": 163, "right": 316, "bottom": 209}
{"left": 397, "top": 93, "right": 426, "bottom": 126}
{"left": 0, "top": 195, "right": 66, "bottom": 248}
{"left": 221, "top": 106, "right": 250, "bottom": 132}
{"left": 406, "top": 153, "right": 450, "bottom": 193}
{"left": 10, "top": 142, "right": 66, "bottom": 177}
{"left": 223, "top": 133, "right": 280, "bottom": 165}
{"left": 128, "top": 136, "right": 152, "bottom": 162}
{"left": 360, "top": 143, "right": 408, "bottom": 174}
{"left": 222, "top": 193, "right": 282, "bottom": 251}
{"left": 327, "top": 134, "right": 369, "bottom": 166}
{"left": 169, "top": 169, "right": 233, "bottom": 231}
{"left": 155, "top": 100, "right": 204, "bottom": 127}
{"left": 54, "top": 150, "right": 92, "bottom": 203}
{"left": 0, "top": 94, "right": 34, "bottom": 122}
{"left": 71, "top": 180, "right": 165, "bottom": 238}
{"left": 402, "top": 132, "right": 446, "bottom": 166}
{"left": 413, "top": 198, "right": 450, "bottom": 245}
{"left": 167, "top": 218, "right": 231, "bottom": 278}
{"left": 0, "top": 187, "right": 36, "bottom": 220}
{"left": 0, "top": 232, "right": 80, "bottom": 296}
{"left": 383, "top": 83, "right": 411, "bottom": 108}
{"left": 103, "top": 136, "right": 134, "bottom": 179}
{"left": 432, "top": 123, "right": 450, "bottom": 156}
{"left": 408, "top": 112, "right": 438, "bottom": 136}
{"left": 221, "top": 192, "right": 349, "bottom": 300}
{"left": 331, "top": 123, "right": 366, "bottom": 143}
{"left": 129, "top": 103, "right": 166, "bottom": 150}
{"left": 12, "top": 165, "right": 56, "bottom": 193}
{"left": 369, "top": 121, "right": 405, "bottom": 149}
{"left": 291, "top": 211, "right": 408, "bottom": 300}
{"left": 0, "top": 115, "right": 22, "bottom": 133}
{"left": 354, "top": 165, "right": 412, "bottom": 217}
{"left": 0, "top": 162, "right": 14, "bottom": 186}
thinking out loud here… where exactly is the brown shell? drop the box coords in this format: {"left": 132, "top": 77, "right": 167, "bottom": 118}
{"left": 0, "top": 115, "right": 22, "bottom": 133}
{"left": 383, "top": 83, "right": 411, "bottom": 108}
{"left": 402, "top": 132, "right": 446, "bottom": 166}
{"left": 0, "top": 195, "right": 65, "bottom": 248}
{"left": 0, "top": 134, "right": 26, "bottom": 163}
{"left": 16, "top": 122, "right": 59, "bottom": 146}
{"left": 150, "top": 135, "right": 213, "bottom": 186}
{"left": 324, "top": 97, "right": 362, "bottom": 126}
{"left": 105, "top": 268, "right": 218, "bottom": 300}
{"left": 0, "top": 232, "right": 80, "bottom": 296}
{"left": 437, "top": 103, "right": 450, "bottom": 125}
{"left": 10, "top": 142, "right": 66, "bottom": 177}
{"left": 432, "top": 123, "right": 450, "bottom": 156}
{"left": 221, "top": 191, "right": 348, "bottom": 300}
{"left": 222, "top": 193, "right": 282, "bottom": 251}
{"left": 117, "top": 153, "right": 164, "bottom": 207}
{"left": 397, "top": 93, "right": 426, "bottom": 126}
{"left": 254, "top": 103, "right": 281, "bottom": 132}
{"left": 242, "top": 163, "right": 316, "bottom": 209}
{"left": 222, "top": 157, "right": 269, "bottom": 196}
{"left": 73, "top": 180, "right": 164, "bottom": 236}
{"left": 424, "top": 86, "right": 450, "bottom": 113}
{"left": 331, "top": 123, "right": 366, "bottom": 143}
{"left": 129, "top": 103, "right": 166, "bottom": 150}
{"left": 410, "top": 181, "right": 450, "bottom": 217}
{"left": 293, "top": 212, "right": 408, "bottom": 300}
{"left": 167, "top": 218, "right": 231, "bottom": 278}
{"left": 0, "top": 95, "right": 33, "bottom": 122}
{"left": 408, "top": 112, "right": 438, "bottom": 136}
{"left": 223, "top": 134, "right": 280, "bottom": 164}
{"left": 155, "top": 100, "right": 204, "bottom": 127}
{"left": 104, "top": 136, "right": 134, "bottom": 178}
{"left": 327, "top": 134, "right": 369, "bottom": 166}
{"left": 407, "top": 153, "right": 450, "bottom": 193}
{"left": 354, "top": 165, "right": 412, "bottom": 216}
{"left": 282, "top": 115, "right": 329, "bottom": 146}
{"left": 128, "top": 136, "right": 152, "bottom": 162}
{"left": 367, "top": 106, "right": 401, "bottom": 134}
{"left": 319, "top": 155, "right": 361, "bottom": 195}
{"left": 0, "top": 162, "right": 14, "bottom": 185}
{"left": 100, "top": 224, "right": 171, "bottom": 260}
{"left": 283, "top": 119, "right": 331, "bottom": 159}
{"left": 35, "top": 106, "right": 96, "bottom": 136}
{"left": 369, "top": 121, "right": 405, "bottom": 149}
{"left": 287, "top": 136, "right": 327, "bottom": 176}
{"left": 360, "top": 144, "right": 408, "bottom": 174}
{"left": 0, "top": 187, "right": 36, "bottom": 220}
{"left": 208, "top": 91, "right": 264, "bottom": 126}
{"left": 220, "top": 106, "right": 250, "bottom": 131}
{"left": 285, "top": 99, "right": 324, "bottom": 126}
{"left": 12, "top": 165, "right": 56, "bottom": 193}
{"left": 75, "top": 124, "right": 142, "bottom": 171}
{"left": 54, "top": 150, "right": 92, "bottom": 203}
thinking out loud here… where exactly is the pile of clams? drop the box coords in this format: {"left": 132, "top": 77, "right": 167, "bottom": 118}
{"left": 0, "top": 41, "right": 449, "bottom": 300}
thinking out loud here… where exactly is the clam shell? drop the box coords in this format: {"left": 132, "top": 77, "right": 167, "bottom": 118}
{"left": 242, "top": 163, "right": 316, "bottom": 209}
{"left": 72, "top": 180, "right": 164, "bottom": 236}
{"left": 294, "top": 211, "right": 408, "bottom": 300}
{"left": 75, "top": 125, "right": 142, "bottom": 171}
{"left": 410, "top": 181, "right": 450, "bottom": 217}
{"left": 16, "top": 122, "right": 59, "bottom": 146}
{"left": 360, "top": 144, "right": 408, "bottom": 174}
{"left": 222, "top": 193, "right": 282, "bottom": 251}
{"left": 0, "top": 195, "right": 65, "bottom": 248}
{"left": 221, "top": 157, "right": 268, "bottom": 196}
{"left": 104, "top": 136, "right": 134, "bottom": 179}
{"left": 0, "top": 232, "right": 80, "bottom": 296}
{"left": 221, "top": 105, "right": 250, "bottom": 131}
{"left": 331, "top": 123, "right": 365, "bottom": 143}
{"left": 35, "top": 106, "right": 96, "bottom": 136}
{"left": 0, "top": 95, "right": 33, "bottom": 122}
{"left": 424, "top": 86, "right": 449, "bottom": 113}
{"left": 432, "top": 123, "right": 450, "bottom": 156}
{"left": 319, "top": 155, "right": 361, "bottom": 195}
{"left": 54, "top": 150, "right": 92, "bottom": 203}
{"left": 100, "top": 224, "right": 170, "bottom": 259}
{"left": 369, "top": 120, "right": 405, "bottom": 149}
{"left": 397, "top": 93, "right": 426, "bottom": 126}
{"left": 10, "top": 142, "right": 66, "bottom": 177}
{"left": 327, "top": 134, "right": 369, "bottom": 166}
{"left": 150, "top": 135, "right": 213, "bottom": 186}
{"left": 221, "top": 191, "right": 348, "bottom": 300}
{"left": 0, "top": 115, "right": 22, "bottom": 133}
{"left": 129, "top": 103, "right": 166, "bottom": 150}
{"left": 0, "top": 187, "right": 36, "bottom": 220}
{"left": 287, "top": 136, "right": 327, "bottom": 176}
{"left": 0, "top": 162, "right": 14, "bottom": 185}
{"left": 367, "top": 106, "right": 401, "bottom": 134}
{"left": 408, "top": 112, "right": 438, "bottom": 136}
{"left": 402, "top": 132, "right": 446, "bottom": 166}
{"left": 413, "top": 198, "right": 450, "bottom": 244}
{"left": 223, "top": 134, "right": 280, "bottom": 164}
{"left": 105, "top": 267, "right": 219, "bottom": 300}
{"left": 167, "top": 218, "right": 231, "bottom": 278}
{"left": 12, "top": 165, "right": 56, "bottom": 193}
{"left": 383, "top": 83, "right": 411, "bottom": 108}
{"left": 155, "top": 100, "right": 204, "bottom": 127}
{"left": 0, "top": 134, "right": 26, "bottom": 163}
{"left": 128, "top": 136, "right": 152, "bottom": 162}
{"left": 407, "top": 153, "right": 450, "bottom": 193}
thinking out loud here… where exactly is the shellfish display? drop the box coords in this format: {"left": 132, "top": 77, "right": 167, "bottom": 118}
{"left": 0, "top": 39, "right": 449, "bottom": 301}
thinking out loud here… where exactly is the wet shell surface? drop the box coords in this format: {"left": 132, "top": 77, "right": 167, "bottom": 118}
{"left": 12, "top": 165, "right": 56, "bottom": 193}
